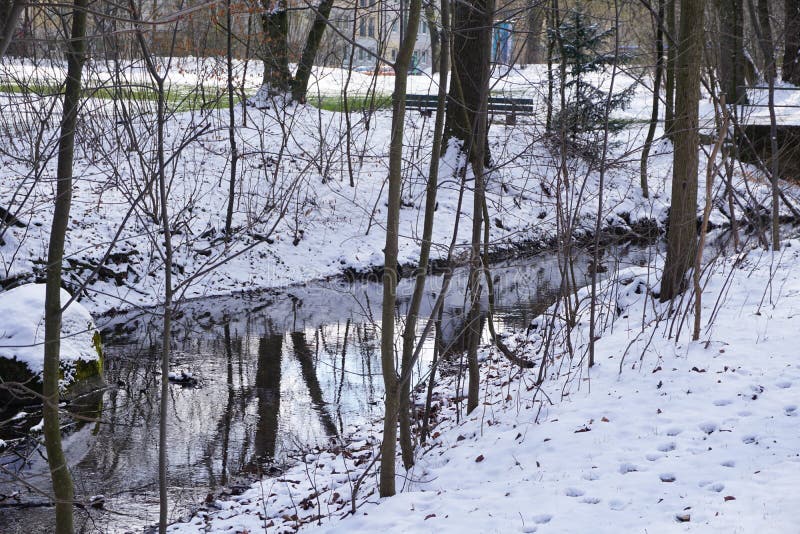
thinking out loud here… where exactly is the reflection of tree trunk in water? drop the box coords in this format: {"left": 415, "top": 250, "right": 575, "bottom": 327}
{"left": 291, "top": 332, "right": 339, "bottom": 438}
{"left": 335, "top": 319, "right": 350, "bottom": 434}
{"left": 357, "top": 324, "right": 376, "bottom": 400}
{"left": 252, "top": 334, "right": 283, "bottom": 466}
{"left": 236, "top": 325, "right": 250, "bottom": 469}
{"left": 336, "top": 320, "right": 350, "bottom": 403}
{"left": 220, "top": 322, "right": 235, "bottom": 485}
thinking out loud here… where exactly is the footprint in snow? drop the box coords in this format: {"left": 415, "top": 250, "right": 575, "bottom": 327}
{"left": 742, "top": 434, "right": 758, "bottom": 444}
{"left": 564, "top": 487, "right": 585, "bottom": 497}
{"left": 582, "top": 496, "right": 601, "bottom": 504}
{"left": 699, "top": 422, "right": 718, "bottom": 434}
{"left": 657, "top": 442, "right": 676, "bottom": 452}
{"left": 608, "top": 499, "right": 627, "bottom": 511}
{"left": 646, "top": 453, "right": 663, "bottom": 462}
{"left": 619, "top": 463, "right": 639, "bottom": 474}
{"left": 521, "top": 527, "right": 537, "bottom": 534}
{"left": 713, "top": 399, "right": 732, "bottom": 406}
{"left": 707, "top": 482, "right": 725, "bottom": 492}
{"left": 533, "top": 514, "right": 552, "bottom": 524}
{"left": 666, "top": 427, "right": 682, "bottom": 436}
{"left": 659, "top": 473, "right": 676, "bottom": 482}
{"left": 721, "top": 460, "right": 736, "bottom": 468}
{"left": 776, "top": 381, "right": 792, "bottom": 389}
{"left": 785, "top": 405, "right": 797, "bottom": 416}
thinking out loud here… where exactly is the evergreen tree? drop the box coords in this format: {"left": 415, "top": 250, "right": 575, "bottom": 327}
{"left": 549, "top": 6, "right": 633, "bottom": 158}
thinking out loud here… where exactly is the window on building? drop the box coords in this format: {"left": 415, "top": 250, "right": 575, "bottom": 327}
{"left": 368, "top": 18, "right": 374, "bottom": 37}
{"left": 392, "top": 48, "right": 397, "bottom": 60}
{"left": 360, "top": 19, "right": 366, "bottom": 37}
{"left": 421, "top": 22, "right": 427, "bottom": 34}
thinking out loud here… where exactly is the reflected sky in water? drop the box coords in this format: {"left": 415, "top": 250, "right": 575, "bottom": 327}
{"left": 0, "top": 240, "right": 687, "bottom": 532}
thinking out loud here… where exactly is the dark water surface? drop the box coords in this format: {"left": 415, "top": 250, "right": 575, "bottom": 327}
{"left": 0, "top": 240, "right": 700, "bottom": 533}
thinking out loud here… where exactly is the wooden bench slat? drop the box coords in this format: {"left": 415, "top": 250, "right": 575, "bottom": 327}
{"left": 404, "top": 93, "right": 534, "bottom": 115}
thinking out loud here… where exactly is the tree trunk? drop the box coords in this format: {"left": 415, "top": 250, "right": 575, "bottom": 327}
{"left": 756, "top": 0, "right": 776, "bottom": 79}
{"left": 225, "top": 0, "right": 238, "bottom": 237}
{"left": 546, "top": 1, "right": 558, "bottom": 132}
{"left": 424, "top": 0, "right": 441, "bottom": 74}
{"left": 155, "top": 76, "right": 172, "bottom": 534}
{"left": 717, "top": 0, "right": 747, "bottom": 103}
{"left": 292, "top": 0, "right": 334, "bottom": 102}
{"left": 661, "top": 0, "right": 704, "bottom": 301}
{"left": 398, "top": 0, "right": 449, "bottom": 470}
{"left": 445, "top": 0, "right": 493, "bottom": 166}
{"left": 784, "top": 0, "right": 800, "bottom": 84}
{"left": 379, "top": 0, "right": 422, "bottom": 499}
{"left": 524, "top": 1, "right": 547, "bottom": 64}
{"left": 664, "top": 0, "right": 676, "bottom": 137}
{"left": 640, "top": 0, "right": 665, "bottom": 198}
{"left": 261, "top": 0, "right": 291, "bottom": 92}
{"left": 0, "top": 0, "right": 24, "bottom": 58}
{"left": 43, "top": 3, "right": 88, "bottom": 532}
{"left": 464, "top": 0, "right": 494, "bottom": 414}
{"left": 767, "top": 60, "right": 781, "bottom": 250}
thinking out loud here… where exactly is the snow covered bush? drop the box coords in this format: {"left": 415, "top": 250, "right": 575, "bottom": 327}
{"left": 0, "top": 283, "right": 103, "bottom": 405}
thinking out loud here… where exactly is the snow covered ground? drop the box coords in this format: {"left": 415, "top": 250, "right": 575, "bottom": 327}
{"left": 2, "top": 58, "right": 800, "bottom": 533}
{"left": 170, "top": 240, "right": 800, "bottom": 534}
{"left": 2, "top": 61, "right": 797, "bottom": 319}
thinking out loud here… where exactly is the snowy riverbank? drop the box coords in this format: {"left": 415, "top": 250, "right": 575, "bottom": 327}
{"left": 3, "top": 61, "right": 796, "bottom": 319}
{"left": 169, "top": 239, "right": 800, "bottom": 533}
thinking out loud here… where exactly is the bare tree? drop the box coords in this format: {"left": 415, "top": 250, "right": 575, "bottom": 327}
{"left": 0, "top": 0, "right": 24, "bottom": 58}
{"left": 445, "top": 0, "right": 493, "bottom": 165}
{"left": 524, "top": 0, "right": 548, "bottom": 64}
{"left": 661, "top": 0, "right": 705, "bottom": 301}
{"left": 225, "top": 0, "right": 240, "bottom": 238}
{"left": 291, "top": 0, "right": 334, "bottom": 102}
{"left": 379, "top": 0, "right": 422, "bottom": 499}
{"left": 640, "top": 0, "right": 665, "bottom": 198}
{"left": 424, "top": 0, "right": 440, "bottom": 73}
{"left": 260, "top": 0, "right": 291, "bottom": 91}
{"left": 42, "top": 2, "right": 89, "bottom": 532}
{"left": 750, "top": 0, "right": 777, "bottom": 80}
{"left": 664, "top": 0, "right": 676, "bottom": 136}
{"left": 716, "top": 0, "right": 747, "bottom": 103}
{"left": 783, "top": 0, "right": 800, "bottom": 84}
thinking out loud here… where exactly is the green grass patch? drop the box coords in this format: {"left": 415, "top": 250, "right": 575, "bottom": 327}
{"left": 0, "top": 81, "right": 237, "bottom": 112}
{"left": 308, "top": 94, "right": 393, "bottom": 112}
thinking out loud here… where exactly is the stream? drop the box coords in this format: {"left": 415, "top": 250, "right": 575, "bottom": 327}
{"left": 0, "top": 237, "right": 730, "bottom": 533}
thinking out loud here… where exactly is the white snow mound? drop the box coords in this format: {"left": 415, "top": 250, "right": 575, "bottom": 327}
{"left": 0, "top": 283, "right": 100, "bottom": 374}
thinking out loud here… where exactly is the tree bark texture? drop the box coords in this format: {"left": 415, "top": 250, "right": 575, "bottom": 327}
{"left": 43, "top": 2, "right": 88, "bottom": 532}
{"left": 661, "top": 0, "right": 704, "bottom": 301}
{"left": 445, "top": 0, "right": 493, "bottom": 166}
{"left": 717, "top": 0, "right": 748, "bottom": 103}
{"left": 261, "top": 1, "right": 291, "bottom": 91}
{"left": 525, "top": 0, "right": 547, "bottom": 64}
{"left": 784, "top": 0, "right": 800, "bottom": 84}
{"left": 664, "top": 0, "right": 676, "bottom": 136}
{"left": 292, "top": 0, "right": 334, "bottom": 102}
{"left": 0, "top": 0, "right": 24, "bottom": 58}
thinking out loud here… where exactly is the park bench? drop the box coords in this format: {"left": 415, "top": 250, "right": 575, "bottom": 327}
{"left": 405, "top": 93, "right": 534, "bottom": 124}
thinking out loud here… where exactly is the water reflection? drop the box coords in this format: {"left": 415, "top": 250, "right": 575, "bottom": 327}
{"left": 1, "top": 239, "right": 704, "bottom": 532}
